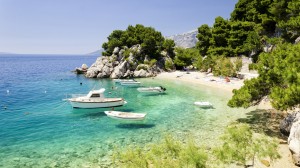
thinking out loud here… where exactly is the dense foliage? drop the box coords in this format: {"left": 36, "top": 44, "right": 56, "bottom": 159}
{"left": 112, "top": 124, "right": 279, "bottom": 168}
{"left": 102, "top": 24, "right": 174, "bottom": 60}
{"left": 215, "top": 123, "right": 280, "bottom": 167}
{"left": 174, "top": 48, "right": 200, "bottom": 69}
{"left": 113, "top": 135, "right": 208, "bottom": 168}
{"left": 228, "top": 43, "right": 300, "bottom": 110}
{"left": 196, "top": 0, "right": 300, "bottom": 59}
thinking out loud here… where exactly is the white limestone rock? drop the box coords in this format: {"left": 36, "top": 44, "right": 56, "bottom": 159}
{"left": 133, "top": 69, "right": 148, "bottom": 78}
{"left": 295, "top": 36, "right": 300, "bottom": 44}
{"left": 288, "top": 111, "right": 300, "bottom": 166}
{"left": 113, "top": 47, "right": 120, "bottom": 55}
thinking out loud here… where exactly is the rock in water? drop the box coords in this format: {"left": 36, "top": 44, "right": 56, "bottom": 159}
{"left": 81, "top": 64, "right": 88, "bottom": 70}
{"left": 280, "top": 112, "right": 299, "bottom": 136}
{"left": 288, "top": 111, "right": 300, "bottom": 166}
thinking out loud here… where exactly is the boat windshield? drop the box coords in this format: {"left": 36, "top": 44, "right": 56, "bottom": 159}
{"left": 90, "top": 94, "right": 100, "bottom": 98}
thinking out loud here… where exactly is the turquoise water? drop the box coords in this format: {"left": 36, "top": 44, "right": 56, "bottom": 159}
{"left": 0, "top": 55, "right": 251, "bottom": 167}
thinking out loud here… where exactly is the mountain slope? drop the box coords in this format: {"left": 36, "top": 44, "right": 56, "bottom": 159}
{"left": 166, "top": 29, "right": 198, "bottom": 48}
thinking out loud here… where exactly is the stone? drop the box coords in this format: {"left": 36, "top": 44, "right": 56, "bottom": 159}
{"left": 260, "top": 160, "right": 270, "bottom": 167}
{"left": 295, "top": 36, "right": 300, "bottom": 44}
{"left": 113, "top": 47, "right": 119, "bottom": 54}
{"left": 81, "top": 64, "right": 88, "bottom": 69}
{"left": 288, "top": 111, "right": 300, "bottom": 166}
{"left": 292, "top": 153, "right": 300, "bottom": 166}
{"left": 134, "top": 69, "right": 148, "bottom": 78}
{"left": 280, "top": 112, "right": 299, "bottom": 136}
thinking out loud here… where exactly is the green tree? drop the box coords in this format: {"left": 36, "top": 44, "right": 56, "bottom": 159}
{"left": 163, "top": 39, "right": 176, "bottom": 58}
{"left": 243, "top": 31, "right": 262, "bottom": 56}
{"left": 228, "top": 21, "right": 257, "bottom": 55}
{"left": 211, "top": 16, "right": 230, "bottom": 48}
{"left": 207, "top": 16, "right": 232, "bottom": 57}
{"left": 214, "top": 123, "right": 280, "bottom": 167}
{"left": 101, "top": 24, "right": 168, "bottom": 60}
{"left": 228, "top": 43, "right": 300, "bottom": 110}
{"left": 174, "top": 48, "right": 200, "bottom": 69}
{"left": 196, "top": 24, "right": 211, "bottom": 56}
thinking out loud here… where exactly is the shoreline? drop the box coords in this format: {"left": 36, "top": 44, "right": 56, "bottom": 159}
{"left": 154, "top": 71, "right": 295, "bottom": 168}
{"left": 155, "top": 71, "right": 244, "bottom": 93}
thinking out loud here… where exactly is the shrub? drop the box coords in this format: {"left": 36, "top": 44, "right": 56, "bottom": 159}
{"left": 112, "top": 135, "right": 208, "bottom": 168}
{"left": 136, "top": 64, "right": 148, "bottom": 71}
{"left": 214, "top": 123, "right": 280, "bottom": 167}
{"left": 149, "top": 59, "right": 157, "bottom": 67}
{"left": 165, "top": 59, "right": 174, "bottom": 71}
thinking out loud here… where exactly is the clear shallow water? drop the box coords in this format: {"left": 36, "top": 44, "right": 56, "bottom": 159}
{"left": 0, "top": 55, "right": 251, "bottom": 167}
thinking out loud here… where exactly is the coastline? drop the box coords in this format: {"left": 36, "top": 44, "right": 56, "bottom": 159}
{"left": 155, "top": 71, "right": 295, "bottom": 168}
{"left": 155, "top": 71, "right": 244, "bottom": 93}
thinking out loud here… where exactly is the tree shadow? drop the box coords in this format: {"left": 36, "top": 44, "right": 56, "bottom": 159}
{"left": 237, "top": 109, "right": 287, "bottom": 140}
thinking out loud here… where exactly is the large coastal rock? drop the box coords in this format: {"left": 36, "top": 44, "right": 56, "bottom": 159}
{"left": 288, "top": 110, "right": 300, "bottom": 166}
{"left": 280, "top": 112, "right": 299, "bottom": 136}
{"left": 85, "top": 45, "right": 175, "bottom": 78}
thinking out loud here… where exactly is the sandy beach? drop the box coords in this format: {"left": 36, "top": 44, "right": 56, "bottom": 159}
{"left": 155, "top": 71, "right": 296, "bottom": 168}
{"left": 156, "top": 71, "right": 244, "bottom": 93}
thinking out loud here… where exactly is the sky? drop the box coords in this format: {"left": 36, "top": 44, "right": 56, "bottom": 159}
{"left": 0, "top": 0, "right": 238, "bottom": 55}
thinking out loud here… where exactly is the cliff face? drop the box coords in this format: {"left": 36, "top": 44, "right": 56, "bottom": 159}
{"left": 85, "top": 45, "right": 174, "bottom": 79}
{"left": 166, "top": 29, "right": 198, "bottom": 48}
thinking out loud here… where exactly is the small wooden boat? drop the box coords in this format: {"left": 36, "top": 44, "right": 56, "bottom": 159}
{"left": 120, "top": 81, "right": 141, "bottom": 86}
{"left": 104, "top": 111, "right": 147, "bottom": 121}
{"left": 194, "top": 101, "right": 213, "bottom": 108}
{"left": 137, "top": 86, "right": 166, "bottom": 93}
{"left": 113, "top": 79, "right": 135, "bottom": 83}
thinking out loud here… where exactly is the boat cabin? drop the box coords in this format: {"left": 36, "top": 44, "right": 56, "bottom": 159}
{"left": 86, "top": 88, "right": 105, "bottom": 98}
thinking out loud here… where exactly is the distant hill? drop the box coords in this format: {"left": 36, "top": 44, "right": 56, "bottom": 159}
{"left": 86, "top": 49, "right": 103, "bottom": 56}
{"left": 166, "top": 29, "right": 198, "bottom": 48}
{"left": 0, "top": 52, "right": 14, "bottom": 55}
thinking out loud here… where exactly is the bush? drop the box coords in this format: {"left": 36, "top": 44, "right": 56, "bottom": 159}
{"left": 112, "top": 135, "right": 208, "bottom": 168}
{"left": 234, "top": 57, "right": 243, "bottom": 72}
{"left": 214, "top": 123, "right": 280, "bottom": 167}
{"left": 248, "top": 63, "right": 258, "bottom": 70}
{"left": 136, "top": 64, "right": 148, "bottom": 71}
{"left": 213, "top": 57, "right": 236, "bottom": 77}
{"left": 149, "top": 59, "right": 157, "bottom": 67}
{"left": 165, "top": 59, "right": 174, "bottom": 71}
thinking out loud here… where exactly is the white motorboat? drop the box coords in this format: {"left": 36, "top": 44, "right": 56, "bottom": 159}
{"left": 120, "top": 81, "right": 141, "bottom": 86}
{"left": 194, "top": 101, "right": 213, "bottom": 108}
{"left": 104, "top": 111, "right": 147, "bottom": 121}
{"left": 137, "top": 86, "right": 166, "bottom": 93}
{"left": 113, "top": 79, "right": 135, "bottom": 83}
{"left": 67, "top": 88, "right": 127, "bottom": 108}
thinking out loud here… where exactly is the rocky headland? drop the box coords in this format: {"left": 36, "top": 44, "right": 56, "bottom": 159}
{"left": 85, "top": 44, "right": 174, "bottom": 79}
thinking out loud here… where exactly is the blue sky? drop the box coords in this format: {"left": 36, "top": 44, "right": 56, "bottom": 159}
{"left": 0, "top": 0, "right": 238, "bottom": 54}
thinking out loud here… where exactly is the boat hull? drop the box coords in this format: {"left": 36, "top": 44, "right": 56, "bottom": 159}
{"left": 104, "top": 111, "right": 146, "bottom": 121}
{"left": 70, "top": 100, "right": 126, "bottom": 108}
{"left": 194, "top": 102, "right": 213, "bottom": 108}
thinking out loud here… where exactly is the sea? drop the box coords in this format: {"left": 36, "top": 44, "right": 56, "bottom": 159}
{"left": 0, "top": 54, "right": 251, "bottom": 167}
